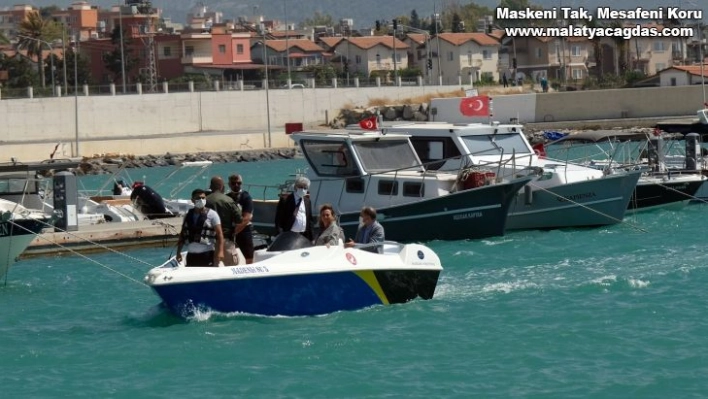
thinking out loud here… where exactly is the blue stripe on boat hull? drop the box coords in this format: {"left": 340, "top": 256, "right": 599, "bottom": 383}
{"left": 152, "top": 271, "right": 388, "bottom": 317}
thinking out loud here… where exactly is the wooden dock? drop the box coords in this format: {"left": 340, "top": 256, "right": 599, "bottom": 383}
{"left": 22, "top": 217, "right": 183, "bottom": 258}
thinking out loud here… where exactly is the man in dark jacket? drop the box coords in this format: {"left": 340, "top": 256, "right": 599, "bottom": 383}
{"left": 206, "top": 176, "right": 242, "bottom": 266}
{"left": 274, "top": 176, "right": 313, "bottom": 241}
{"left": 228, "top": 174, "right": 255, "bottom": 264}
{"left": 346, "top": 206, "right": 385, "bottom": 253}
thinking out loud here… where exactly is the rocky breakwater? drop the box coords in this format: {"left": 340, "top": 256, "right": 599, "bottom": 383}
{"left": 329, "top": 104, "right": 430, "bottom": 128}
{"left": 75, "top": 148, "right": 301, "bottom": 175}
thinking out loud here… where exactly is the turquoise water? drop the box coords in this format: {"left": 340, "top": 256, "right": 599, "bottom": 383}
{"left": 4, "top": 160, "right": 708, "bottom": 398}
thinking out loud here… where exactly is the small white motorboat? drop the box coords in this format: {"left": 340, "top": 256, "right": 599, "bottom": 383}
{"left": 144, "top": 232, "right": 443, "bottom": 317}
{"left": 0, "top": 198, "right": 49, "bottom": 279}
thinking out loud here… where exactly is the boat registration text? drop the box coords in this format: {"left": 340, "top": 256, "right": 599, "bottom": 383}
{"left": 453, "top": 211, "right": 483, "bottom": 220}
{"left": 557, "top": 192, "right": 597, "bottom": 202}
{"left": 231, "top": 266, "right": 270, "bottom": 275}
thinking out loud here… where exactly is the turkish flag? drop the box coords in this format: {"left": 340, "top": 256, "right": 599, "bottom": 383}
{"left": 359, "top": 116, "right": 378, "bottom": 130}
{"left": 459, "top": 95, "right": 490, "bottom": 117}
{"left": 532, "top": 142, "right": 546, "bottom": 158}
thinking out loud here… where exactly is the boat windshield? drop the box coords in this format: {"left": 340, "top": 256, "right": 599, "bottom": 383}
{"left": 0, "top": 176, "right": 39, "bottom": 194}
{"left": 300, "top": 140, "right": 360, "bottom": 177}
{"left": 460, "top": 133, "right": 532, "bottom": 156}
{"left": 352, "top": 140, "right": 423, "bottom": 173}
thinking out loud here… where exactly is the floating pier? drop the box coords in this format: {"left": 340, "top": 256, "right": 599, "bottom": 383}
{"left": 22, "top": 217, "right": 183, "bottom": 258}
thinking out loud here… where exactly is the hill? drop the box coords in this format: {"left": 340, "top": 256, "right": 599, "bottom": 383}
{"left": 0, "top": 0, "right": 698, "bottom": 29}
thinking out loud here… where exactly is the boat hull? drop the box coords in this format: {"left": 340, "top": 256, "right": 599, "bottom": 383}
{"left": 0, "top": 218, "right": 47, "bottom": 279}
{"left": 506, "top": 171, "right": 641, "bottom": 230}
{"left": 337, "top": 178, "right": 530, "bottom": 242}
{"left": 146, "top": 242, "right": 442, "bottom": 317}
{"left": 150, "top": 268, "right": 440, "bottom": 317}
{"left": 629, "top": 177, "right": 705, "bottom": 210}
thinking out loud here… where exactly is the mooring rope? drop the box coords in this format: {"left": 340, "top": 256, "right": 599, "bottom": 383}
{"left": 651, "top": 178, "right": 708, "bottom": 205}
{"left": 527, "top": 181, "right": 649, "bottom": 233}
{"left": 10, "top": 219, "right": 177, "bottom": 286}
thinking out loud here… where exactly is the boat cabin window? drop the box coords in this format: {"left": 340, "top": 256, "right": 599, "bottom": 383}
{"left": 378, "top": 180, "right": 398, "bottom": 196}
{"left": 410, "top": 137, "right": 462, "bottom": 170}
{"left": 402, "top": 182, "right": 424, "bottom": 197}
{"left": 346, "top": 177, "right": 365, "bottom": 193}
{"left": 299, "top": 140, "right": 360, "bottom": 177}
{"left": 460, "top": 133, "right": 532, "bottom": 156}
{"left": 0, "top": 177, "right": 37, "bottom": 194}
{"left": 352, "top": 140, "right": 423, "bottom": 173}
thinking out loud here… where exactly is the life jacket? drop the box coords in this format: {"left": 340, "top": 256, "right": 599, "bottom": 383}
{"left": 182, "top": 208, "right": 216, "bottom": 245}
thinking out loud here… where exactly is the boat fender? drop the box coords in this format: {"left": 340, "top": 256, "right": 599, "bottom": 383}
{"left": 524, "top": 185, "right": 533, "bottom": 205}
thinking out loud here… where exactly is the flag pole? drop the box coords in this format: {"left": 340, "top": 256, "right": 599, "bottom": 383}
{"left": 488, "top": 96, "right": 493, "bottom": 125}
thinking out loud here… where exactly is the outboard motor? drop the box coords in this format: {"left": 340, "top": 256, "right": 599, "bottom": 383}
{"left": 685, "top": 133, "right": 701, "bottom": 171}
{"left": 130, "top": 184, "right": 173, "bottom": 219}
{"left": 647, "top": 136, "right": 665, "bottom": 173}
{"left": 267, "top": 231, "right": 312, "bottom": 252}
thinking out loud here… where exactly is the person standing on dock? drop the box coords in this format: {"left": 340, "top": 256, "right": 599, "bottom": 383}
{"left": 206, "top": 176, "right": 242, "bottom": 266}
{"left": 228, "top": 174, "right": 255, "bottom": 264}
{"left": 275, "top": 176, "right": 313, "bottom": 241}
{"left": 176, "top": 188, "right": 225, "bottom": 267}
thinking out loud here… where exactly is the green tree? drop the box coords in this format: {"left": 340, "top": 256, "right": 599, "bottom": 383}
{"left": 51, "top": 48, "right": 91, "bottom": 90}
{"left": 438, "top": 1, "right": 493, "bottom": 33}
{"left": 303, "top": 64, "right": 336, "bottom": 85}
{"left": 0, "top": 53, "right": 39, "bottom": 88}
{"left": 607, "top": 21, "right": 629, "bottom": 75}
{"left": 16, "top": 11, "right": 61, "bottom": 88}
{"left": 399, "top": 67, "right": 422, "bottom": 78}
{"left": 428, "top": 18, "right": 443, "bottom": 35}
{"left": 301, "top": 12, "right": 334, "bottom": 28}
{"left": 39, "top": 6, "right": 60, "bottom": 19}
{"left": 586, "top": 18, "right": 604, "bottom": 78}
{"left": 410, "top": 10, "right": 421, "bottom": 29}
{"left": 102, "top": 26, "right": 138, "bottom": 85}
{"left": 499, "top": 0, "right": 532, "bottom": 9}
{"left": 0, "top": 31, "right": 9, "bottom": 44}
{"left": 451, "top": 13, "right": 464, "bottom": 33}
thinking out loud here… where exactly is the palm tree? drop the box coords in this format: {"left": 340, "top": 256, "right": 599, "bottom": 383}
{"left": 607, "top": 21, "right": 629, "bottom": 76}
{"left": 16, "top": 11, "right": 60, "bottom": 88}
{"left": 586, "top": 19, "right": 604, "bottom": 79}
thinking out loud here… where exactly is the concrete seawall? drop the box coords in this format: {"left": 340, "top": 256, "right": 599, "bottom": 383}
{"left": 1, "top": 84, "right": 705, "bottom": 162}
{"left": 0, "top": 85, "right": 460, "bottom": 161}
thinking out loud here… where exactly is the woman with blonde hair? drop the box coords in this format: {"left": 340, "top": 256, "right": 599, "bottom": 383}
{"left": 314, "top": 204, "right": 345, "bottom": 246}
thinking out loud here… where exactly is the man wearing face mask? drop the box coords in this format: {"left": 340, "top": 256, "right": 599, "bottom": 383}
{"left": 274, "top": 176, "right": 313, "bottom": 241}
{"left": 345, "top": 206, "right": 385, "bottom": 253}
{"left": 176, "top": 188, "right": 225, "bottom": 267}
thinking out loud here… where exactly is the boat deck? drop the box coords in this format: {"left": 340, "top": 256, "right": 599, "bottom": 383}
{"left": 22, "top": 217, "right": 183, "bottom": 258}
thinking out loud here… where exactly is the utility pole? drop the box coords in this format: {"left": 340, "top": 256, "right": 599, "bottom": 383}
{"left": 284, "top": 0, "right": 291, "bottom": 85}
{"left": 74, "top": 32, "right": 79, "bottom": 157}
{"left": 118, "top": 7, "right": 127, "bottom": 94}
{"left": 434, "top": 3, "right": 442, "bottom": 85}
{"left": 260, "top": 24, "right": 272, "bottom": 148}
{"left": 62, "top": 26, "right": 68, "bottom": 92}
{"left": 392, "top": 19, "right": 398, "bottom": 83}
